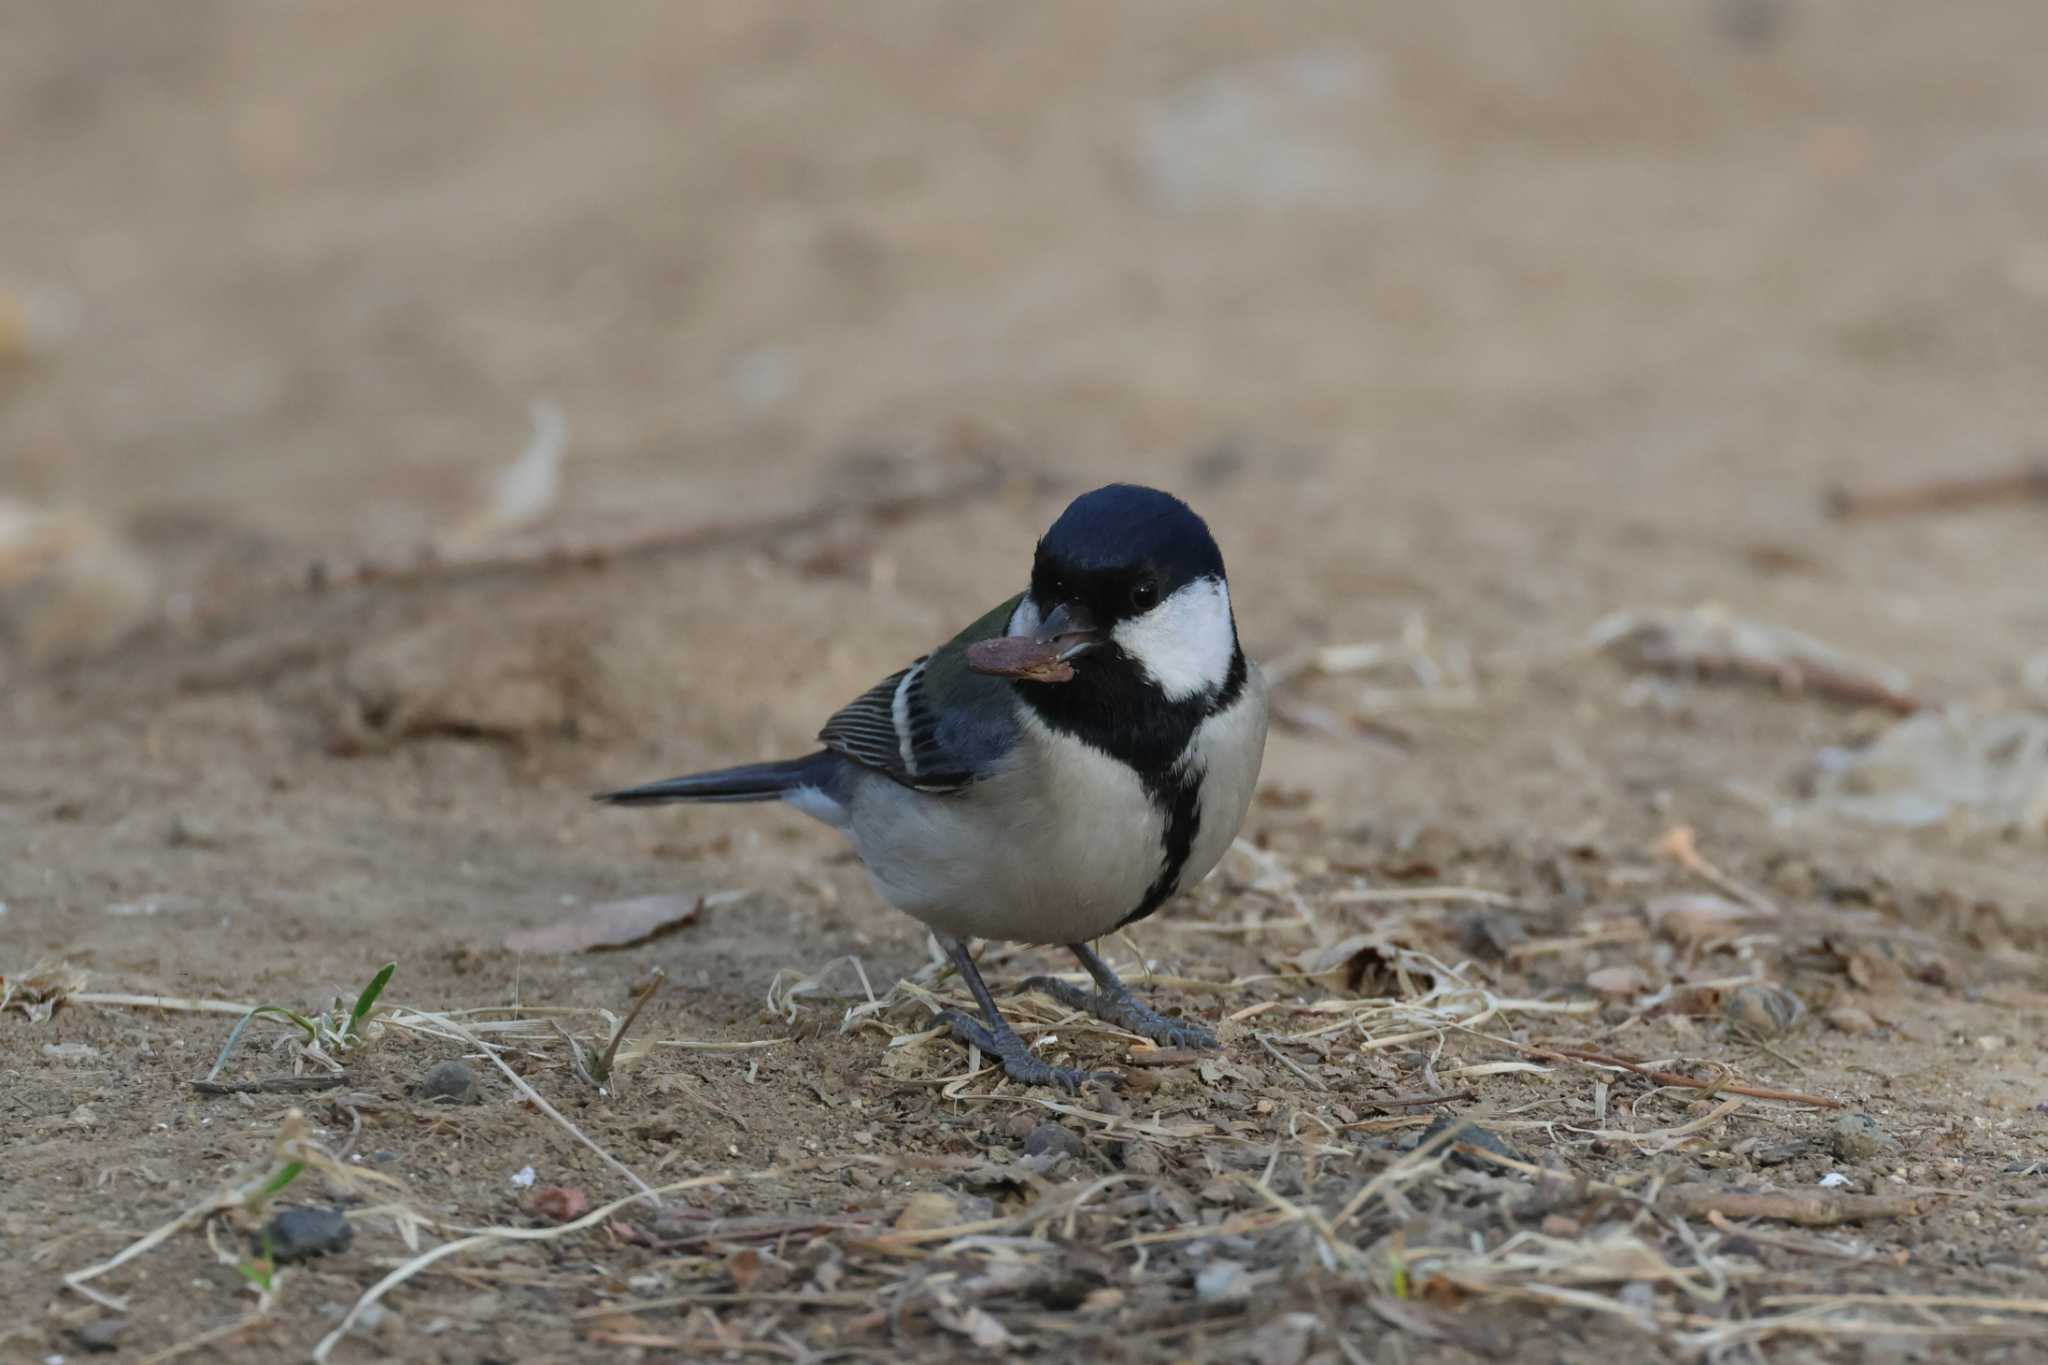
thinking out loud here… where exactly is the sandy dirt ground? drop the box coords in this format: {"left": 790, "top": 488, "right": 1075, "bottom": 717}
{"left": 5, "top": 3, "right": 2048, "bottom": 1361}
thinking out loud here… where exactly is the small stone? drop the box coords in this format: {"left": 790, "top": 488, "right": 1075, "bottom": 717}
{"left": 1828, "top": 1113, "right": 1893, "bottom": 1164}
{"left": 259, "top": 1206, "right": 353, "bottom": 1262}
{"left": 418, "top": 1059, "right": 478, "bottom": 1104}
{"left": 894, "top": 1192, "right": 958, "bottom": 1232}
{"left": 1751, "top": 1139, "right": 1811, "bottom": 1167}
{"left": 70, "top": 1317, "right": 126, "bottom": 1353}
{"left": 167, "top": 816, "right": 227, "bottom": 849}
{"left": 1538, "top": 1214, "right": 1581, "bottom": 1238}
{"left": 1021, "top": 1123, "right": 1084, "bottom": 1160}
{"left": 1823, "top": 1005, "right": 1877, "bottom": 1035}
{"left": 1002, "top": 1112, "right": 1037, "bottom": 1143}
{"left": 1194, "top": 1259, "right": 1249, "bottom": 1303}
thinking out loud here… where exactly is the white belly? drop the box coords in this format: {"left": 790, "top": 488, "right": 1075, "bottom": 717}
{"left": 845, "top": 712, "right": 1164, "bottom": 944}
{"left": 1172, "top": 661, "right": 1269, "bottom": 899}
{"left": 842, "top": 664, "right": 1268, "bottom": 946}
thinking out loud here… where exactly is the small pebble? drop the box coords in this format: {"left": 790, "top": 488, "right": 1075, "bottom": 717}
{"left": 1823, "top": 1005, "right": 1877, "bottom": 1035}
{"left": 1828, "top": 1112, "right": 1894, "bottom": 1164}
{"left": 1419, "top": 1113, "right": 1522, "bottom": 1172}
{"left": 258, "top": 1206, "right": 353, "bottom": 1262}
{"left": 69, "top": 1318, "right": 126, "bottom": 1354}
{"left": 1194, "top": 1259, "right": 1249, "bottom": 1303}
{"left": 418, "top": 1059, "right": 478, "bottom": 1104}
{"left": 1021, "top": 1123, "right": 1084, "bottom": 1160}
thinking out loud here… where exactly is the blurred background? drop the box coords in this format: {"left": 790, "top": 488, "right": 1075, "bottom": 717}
{"left": 6, "top": 0, "right": 2048, "bottom": 921}
{"left": 9, "top": 12, "right": 2048, "bottom": 1351}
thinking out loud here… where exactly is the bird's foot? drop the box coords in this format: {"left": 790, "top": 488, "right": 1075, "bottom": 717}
{"left": 1018, "top": 975, "right": 1219, "bottom": 1050}
{"left": 938, "top": 1009, "right": 1117, "bottom": 1092}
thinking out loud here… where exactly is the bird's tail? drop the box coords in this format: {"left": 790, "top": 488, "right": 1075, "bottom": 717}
{"left": 597, "top": 752, "right": 839, "bottom": 806}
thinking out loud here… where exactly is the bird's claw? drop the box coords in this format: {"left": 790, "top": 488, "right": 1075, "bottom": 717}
{"left": 939, "top": 1009, "right": 1118, "bottom": 1092}
{"left": 1019, "top": 975, "right": 1220, "bottom": 1050}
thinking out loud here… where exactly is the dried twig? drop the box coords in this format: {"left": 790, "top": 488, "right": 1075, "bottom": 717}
{"left": 303, "top": 451, "right": 1025, "bottom": 596}
{"left": 1663, "top": 1185, "right": 1921, "bottom": 1226}
{"left": 312, "top": 1160, "right": 878, "bottom": 1363}
{"left": 1367, "top": 1088, "right": 1477, "bottom": 1109}
{"left": 412, "top": 1009, "right": 658, "bottom": 1200}
{"left": 191, "top": 1075, "right": 348, "bottom": 1096}
{"left": 1826, "top": 462, "right": 2048, "bottom": 521}
{"left": 1511, "top": 1040, "right": 1844, "bottom": 1108}
{"left": 1655, "top": 826, "right": 1780, "bottom": 918}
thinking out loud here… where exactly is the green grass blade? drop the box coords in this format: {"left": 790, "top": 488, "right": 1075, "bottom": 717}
{"left": 254, "top": 1160, "right": 305, "bottom": 1204}
{"left": 348, "top": 962, "right": 397, "bottom": 1030}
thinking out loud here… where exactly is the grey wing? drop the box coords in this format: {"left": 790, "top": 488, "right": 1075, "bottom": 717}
{"left": 817, "top": 655, "right": 1015, "bottom": 794}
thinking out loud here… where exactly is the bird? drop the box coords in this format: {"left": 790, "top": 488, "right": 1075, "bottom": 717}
{"left": 599, "top": 483, "right": 1268, "bottom": 1089}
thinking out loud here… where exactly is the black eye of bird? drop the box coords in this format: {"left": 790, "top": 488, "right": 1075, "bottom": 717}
{"left": 1129, "top": 577, "right": 1159, "bottom": 611}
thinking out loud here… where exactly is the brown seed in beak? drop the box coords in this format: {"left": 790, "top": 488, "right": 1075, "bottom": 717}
{"left": 966, "top": 635, "right": 1077, "bottom": 683}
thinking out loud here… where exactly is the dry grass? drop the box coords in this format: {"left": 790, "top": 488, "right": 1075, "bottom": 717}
{"left": 24, "top": 814, "right": 2038, "bottom": 1363}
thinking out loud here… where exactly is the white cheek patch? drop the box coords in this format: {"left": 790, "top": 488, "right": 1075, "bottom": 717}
{"left": 1007, "top": 595, "right": 1043, "bottom": 636}
{"left": 1112, "top": 577, "right": 1236, "bottom": 701}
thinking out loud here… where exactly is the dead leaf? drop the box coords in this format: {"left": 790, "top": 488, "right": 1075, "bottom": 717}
{"left": 1645, "top": 893, "right": 1772, "bottom": 947}
{"left": 1586, "top": 965, "right": 1651, "bottom": 998}
{"left": 933, "top": 1304, "right": 1012, "bottom": 1349}
{"left": 1722, "top": 983, "right": 1806, "bottom": 1038}
{"left": 0, "top": 497, "right": 154, "bottom": 664}
{"left": 0, "top": 962, "right": 89, "bottom": 1023}
{"left": 893, "top": 1192, "right": 958, "bottom": 1232}
{"left": 530, "top": 1187, "right": 590, "bottom": 1223}
{"left": 506, "top": 893, "right": 733, "bottom": 954}
{"left": 1591, "top": 604, "right": 1920, "bottom": 713}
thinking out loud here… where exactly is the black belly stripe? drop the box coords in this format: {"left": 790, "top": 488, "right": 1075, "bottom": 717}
{"left": 1019, "top": 642, "right": 1249, "bottom": 936}
{"left": 1116, "top": 771, "right": 1200, "bottom": 930}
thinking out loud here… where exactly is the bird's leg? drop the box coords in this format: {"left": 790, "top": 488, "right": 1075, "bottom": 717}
{"left": 937, "top": 938, "right": 1116, "bottom": 1092}
{"left": 1021, "top": 941, "right": 1220, "bottom": 1050}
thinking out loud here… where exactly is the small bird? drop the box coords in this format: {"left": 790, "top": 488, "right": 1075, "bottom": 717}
{"left": 600, "top": 484, "right": 1268, "bottom": 1089}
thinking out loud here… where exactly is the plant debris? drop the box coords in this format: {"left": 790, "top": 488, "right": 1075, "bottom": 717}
{"left": 1592, "top": 605, "right": 1923, "bottom": 713}
{"left": 505, "top": 893, "right": 736, "bottom": 954}
{"left": 1825, "top": 460, "right": 2048, "bottom": 520}
{"left": 1797, "top": 708, "right": 2048, "bottom": 832}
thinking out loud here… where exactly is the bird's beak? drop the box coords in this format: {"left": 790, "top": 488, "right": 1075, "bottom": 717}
{"left": 1036, "top": 601, "right": 1103, "bottom": 660}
